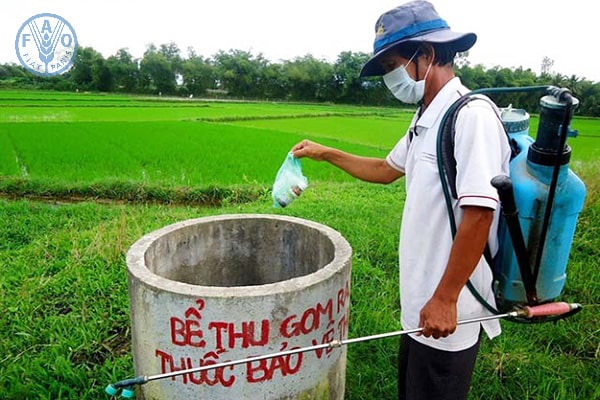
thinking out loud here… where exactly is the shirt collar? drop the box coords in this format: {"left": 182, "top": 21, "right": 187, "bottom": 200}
{"left": 416, "top": 77, "right": 468, "bottom": 129}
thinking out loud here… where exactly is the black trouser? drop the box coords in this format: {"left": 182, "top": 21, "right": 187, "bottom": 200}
{"left": 398, "top": 334, "right": 481, "bottom": 400}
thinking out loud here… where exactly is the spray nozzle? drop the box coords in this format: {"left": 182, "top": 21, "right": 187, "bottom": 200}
{"left": 105, "top": 384, "right": 136, "bottom": 398}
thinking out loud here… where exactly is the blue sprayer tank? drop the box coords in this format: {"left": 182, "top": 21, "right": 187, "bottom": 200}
{"left": 494, "top": 94, "right": 586, "bottom": 310}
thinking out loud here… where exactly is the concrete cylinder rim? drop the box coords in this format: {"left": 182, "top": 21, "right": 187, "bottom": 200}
{"left": 126, "top": 213, "right": 352, "bottom": 298}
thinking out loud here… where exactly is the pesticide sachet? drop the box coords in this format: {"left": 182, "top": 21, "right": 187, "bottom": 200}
{"left": 272, "top": 152, "right": 308, "bottom": 208}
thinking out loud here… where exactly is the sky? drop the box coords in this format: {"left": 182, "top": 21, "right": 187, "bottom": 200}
{"left": 2, "top": 0, "right": 598, "bottom": 82}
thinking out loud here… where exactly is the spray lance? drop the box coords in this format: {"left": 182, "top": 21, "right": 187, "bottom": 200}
{"left": 105, "top": 302, "right": 581, "bottom": 398}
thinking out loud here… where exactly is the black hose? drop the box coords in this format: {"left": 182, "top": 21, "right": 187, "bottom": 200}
{"left": 490, "top": 175, "right": 538, "bottom": 305}
{"left": 532, "top": 89, "right": 574, "bottom": 283}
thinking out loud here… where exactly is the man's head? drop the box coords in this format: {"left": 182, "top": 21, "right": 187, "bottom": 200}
{"left": 378, "top": 41, "right": 459, "bottom": 76}
{"left": 360, "top": 1, "right": 476, "bottom": 78}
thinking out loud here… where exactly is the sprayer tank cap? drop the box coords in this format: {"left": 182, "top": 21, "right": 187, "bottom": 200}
{"left": 500, "top": 107, "right": 530, "bottom": 133}
{"left": 540, "top": 94, "right": 580, "bottom": 110}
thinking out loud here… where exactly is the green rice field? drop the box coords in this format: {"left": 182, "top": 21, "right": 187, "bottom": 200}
{"left": 0, "top": 91, "right": 410, "bottom": 196}
{"left": 0, "top": 89, "right": 598, "bottom": 399}
{"left": 1, "top": 91, "right": 598, "bottom": 191}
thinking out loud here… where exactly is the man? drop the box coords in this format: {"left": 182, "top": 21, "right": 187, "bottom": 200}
{"left": 292, "top": 1, "right": 511, "bottom": 399}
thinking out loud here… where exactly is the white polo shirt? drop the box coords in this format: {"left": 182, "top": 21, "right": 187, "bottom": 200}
{"left": 386, "top": 77, "right": 511, "bottom": 351}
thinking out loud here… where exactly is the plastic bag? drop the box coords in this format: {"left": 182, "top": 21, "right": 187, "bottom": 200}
{"left": 271, "top": 152, "right": 308, "bottom": 208}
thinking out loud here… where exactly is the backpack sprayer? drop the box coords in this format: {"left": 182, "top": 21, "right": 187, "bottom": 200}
{"left": 437, "top": 85, "right": 586, "bottom": 321}
{"left": 105, "top": 302, "right": 580, "bottom": 398}
{"left": 106, "top": 85, "right": 586, "bottom": 398}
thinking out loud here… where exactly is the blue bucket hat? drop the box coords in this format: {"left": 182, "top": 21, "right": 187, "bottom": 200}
{"left": 360, "top": 1, "right": 476, "bottom": 77}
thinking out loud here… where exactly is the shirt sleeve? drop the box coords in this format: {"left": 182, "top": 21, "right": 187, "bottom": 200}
{"left": 386, "top": 111, "right": 421, "bottom": 172}
{"left": 453, "top": 99, "right": 511, "bottom": 209}
{"left": 386, "top": 134, "right": 409, "bottom": 172}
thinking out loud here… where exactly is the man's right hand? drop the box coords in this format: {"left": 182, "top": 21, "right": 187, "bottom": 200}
{"left": 292, "top": 140, "right": 330, "bottom": 161}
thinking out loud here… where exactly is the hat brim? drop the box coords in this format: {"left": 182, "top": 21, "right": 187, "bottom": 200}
{"left": 359, "top": 30, "right": 477, "bottom": 77}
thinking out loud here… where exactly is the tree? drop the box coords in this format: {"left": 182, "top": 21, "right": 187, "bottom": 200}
{"left": 0, "top": 63, "right": 27, "bottom": 79}
{"left": 91, "top": 55, "right": 112, "bottom": 91}
{"left": 577, "top": 80, "right": 600, "bottom": 116}
{"left": 454, "top": 51, "right": 471, "bottom": 69}
{"left": 2, "top": 43, "right": 600, "bottom": 116}
{"left": 456, "top": 63, "right": 493, "bottom": 90}
{"left": 282, "top": 55, "right": 335, "bottom": 102}
{"left": 69, "top": 46, "right": 96, "bottom": 89}
{"left": 333, "top": 51, "right": 370, "bottom": 104}
{"left": 158, "top": 42, "right": 183, "bottom": 88}
{"left": 66, "top": 46, "right": 111, "bottom": 91}
{"left": 139, "top": 45, "right": 176, "bottom": 94}
{"left": 259, "top": 63, "right": 288, "bottom": 100}
{"left": 541, "top": 56, "right": 554, "bottom": 77}
{"left": 181, "top": 54, "right": 215, "bottom": 95}
{"left": 106, "top": 48, "right": 139, "bottom": 92}
{"left": 213, "top": 49, "right": 268, "bottom": 98}
{"left": 158, "top": 42, "right": 182, "bottom": 67}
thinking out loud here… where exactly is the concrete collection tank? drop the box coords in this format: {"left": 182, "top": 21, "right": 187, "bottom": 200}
{"left": 126, "top": 214, "right": 352, "bottom": 399}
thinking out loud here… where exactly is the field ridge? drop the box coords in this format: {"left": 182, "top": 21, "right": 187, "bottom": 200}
{"left": 0, "top": 177, "right": 267, "bottom": 207}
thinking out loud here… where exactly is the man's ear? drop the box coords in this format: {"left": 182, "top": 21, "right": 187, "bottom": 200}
{"left": 420, "top": 43, "right": 435, "bottom": 63}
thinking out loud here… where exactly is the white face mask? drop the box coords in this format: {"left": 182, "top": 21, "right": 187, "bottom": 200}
{"left": 383, "top": 52, "right": 432, "bottom": 104}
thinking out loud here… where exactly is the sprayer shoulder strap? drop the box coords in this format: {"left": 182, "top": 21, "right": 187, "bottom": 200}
{"left": 439, "top": 94, "right": 515, "bottom": 200}
{"left": 437, "top": 94, "right": 513, "bottom": 315}
{"left": 438, "top": 94, "right": 518, "bottom": 254}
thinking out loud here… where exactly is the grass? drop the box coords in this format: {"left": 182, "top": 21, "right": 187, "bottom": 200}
{"left": 0, "top": 90, "right": 598, "bottom": 399}
{"left": 1, "top": 182, "right": 597, "bottom": 399}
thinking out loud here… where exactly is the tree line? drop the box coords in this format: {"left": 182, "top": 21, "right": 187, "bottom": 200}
{"left": 1, "top": 43, "right": 599, "bottom": 116}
